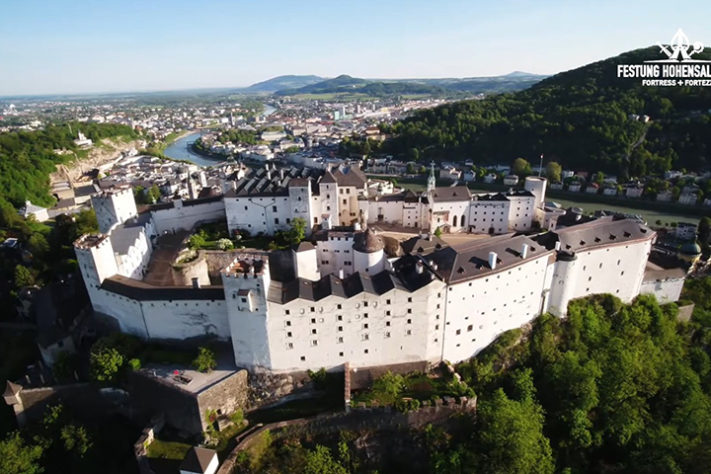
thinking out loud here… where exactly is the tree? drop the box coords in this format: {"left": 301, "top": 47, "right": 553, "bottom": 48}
{"left": 512, "top": 158, "right": 532, "bottom": 177}
{"left": 147, "top": 184, "right": 161, "bottom": 203}
{"left": 304, "top": 445, "right": 348, "bottom": 474}
{"left": 371, "top": 371, "right": 406, "bottom": 404}
{"left": 0, "top": 432, "right": 44, "bottom": 474}
{"left": 14, "top": 264, "right": 35, "bottom": 289}
{"left": 60, "top": 424, "right": 92, "bottom": 457}
{"left": 476, "top": 389, "right": 555, "bottom": 474}
{"left": 27, "top": 233, "right": 49, "bottom": 257}
{"left": 89, "top": 346, "right": 124, "bottom": 383}
{"left": 545, "top": 162, "right": 562, "bottom": 183}
{"left": 287, "top": 217, "right": 307, "bottom": 245}
{"left": 192, "top": 347, "right": 217, "bottom": 373}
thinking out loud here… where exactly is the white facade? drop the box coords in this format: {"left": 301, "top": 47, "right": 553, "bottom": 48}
{"left": 151, "top": 198, "right": 226, "bottom": 235}
{"left": 92, "top": 187, "right": 137, "bottom": 233}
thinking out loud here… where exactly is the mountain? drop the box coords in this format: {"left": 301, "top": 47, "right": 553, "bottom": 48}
{"left": 245, "top": 75, "right": 324, "bottom": 92}
{"left": 383, "top": 47, "right": 711, "bottom": 176}
{"left": 273, "top": 73, "right": 546, "bottom": 97}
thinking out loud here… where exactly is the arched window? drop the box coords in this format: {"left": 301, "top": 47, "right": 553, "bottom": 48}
{"left": 461, "top": 215, "right": 466, "bottom": 227}
{"left": 452, "top": 215, "right": 458, "bottom": 227}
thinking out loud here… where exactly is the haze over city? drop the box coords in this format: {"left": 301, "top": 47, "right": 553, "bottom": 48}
{"left": 2, "top": 0, "right": 711, "bottom": 95}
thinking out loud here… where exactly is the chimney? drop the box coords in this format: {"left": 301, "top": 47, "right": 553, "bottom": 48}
{"left": 338, "top": 268, "right": 345, "bottom": 279}
{"left": 554, "top": 241, "right": 561, "bottom": 251}
{"left": 279, "top": 168, "right": 285, "bottom": 180}
{"left": 415, "top": 261, "right": 424, "bottom": 274}
{"left": 521, "top": 243, "right": 529, "bottom": 259}
{"left": 192, "top": 277, "right": 200, "bottom": 289}
{"left": 488, "top": 251, "right": 498, "bottom": 270}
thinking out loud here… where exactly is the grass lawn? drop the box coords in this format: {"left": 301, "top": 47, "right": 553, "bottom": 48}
{"left": 146, "top": 439, "right": 192, "bottom": 460}
{"left": 247, "top": 394, "right": 344, "bottom": 425}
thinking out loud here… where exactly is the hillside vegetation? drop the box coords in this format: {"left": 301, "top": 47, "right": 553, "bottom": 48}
{"left": 0, "top": 122, "right": 137, "bottom": 209}
{"left": 384, "top": 47, "right": 711, "bottom": 176}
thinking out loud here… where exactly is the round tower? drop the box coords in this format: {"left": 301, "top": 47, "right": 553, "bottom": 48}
{"left": 524, "top": 176, "right": 547, "bottom": 211}
{"left": 353, "top": 229, "right": 385, "bottom": 274}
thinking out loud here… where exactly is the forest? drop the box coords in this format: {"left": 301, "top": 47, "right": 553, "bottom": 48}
{"left": 233, "top": 279, "right": 711, "bottom": 474}
{"left": 382, "top": 47, "right": 711, "bottom": 178}
{"left": 0, "top": 122, "right": 137, "bottom": 208}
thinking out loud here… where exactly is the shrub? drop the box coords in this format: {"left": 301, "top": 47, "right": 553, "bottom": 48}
{"left": 216, "top": 238, "right": 234, "bottom": 250}
{"left": 128, "top": 358, "right": 141, "bottom": 371}
{"left": 192, "top": 347, "right": 217, "bottom": 373}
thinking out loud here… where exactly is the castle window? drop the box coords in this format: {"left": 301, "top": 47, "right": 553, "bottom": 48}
{"left": 407, "top": 308, "right": 412, "bottom": 314}
{"left": 386, "top": 299, "right": 391, "bottom": 304}
{"left": 311, "top": 340, "right": 318, "bottom": 346}
{"left": 311, "top": 329, "right": 317, "bottom": 335}
{"left": 339, "top": 352, "right": 344, "bottom": 357}
{"left": 385, "top": 332, "right": 391, "bottom": 338}
{"left": 244, "top": 206, "right": 248, "bottom": 210}
{"left": 338, "top": 326, "right": 343, "bottom": 332}
{"left": 338, "top": 337, "right": 343, "bottom": 343}
{"left": 363, "top": 301, "right": 368, "bottom": 307}
{"left": 364, "top": 349, "right": 369, "bottom": 354}
{"left": 311, "top": 318, "right": 316, "bottom": 323}
{"left": 274, "top": 218, "right": 279, "bottom": 224}
{"left": 337, "top": 315, "right": 343, "bottom": 321}
{"left": 386, "top": 321, "right": 391, "bottom": 327}
{"left": 363, "top": 313, "right": 368, "bottom": 318}
{"left": 363, "top": 323, "right": 369, "bottom": 329}
{"left": 288, "top": 343, "right": 293, "bottom": 349}
{"left": 272, "top": 206, "right": 277, "bottom": 212}
{"left": 362, "top": 334, "right": 369, "bottom": 341}
{"left": 241, "top": 297, "right": 247, "bottom": 303}
{"left": 386, "top": 311, "right": 391, "bottom": 316}
{"left": 287, "top": 332, "right": 292, "bottom": 337}
{"left": 406, "top": 330, "right": 412, "bottom": 336}
{"left": 407, "top": 297, "right": 412, "bottom": 303}
{"left": 285, "top": 310, "right": 290, "bottom": 315}
{"left": 456, "top": 329, "right": 461, "bottom": 335}
{"left": 337, "top": 304, "right": 342, "bottom": 309}
{"left": 407, "top": 319, "right": 412, "bottom": 324}
{"left": 310, "top": 307, "right": 315, "bottom": 312}
{"left": 435, "top": 325, "right": 439, "bottom": 330}
{"left": 300, "top": 356, "right": 305, "bottom": 361}
{"left": 286, "top": 321, "right": 291, "bottom": 326}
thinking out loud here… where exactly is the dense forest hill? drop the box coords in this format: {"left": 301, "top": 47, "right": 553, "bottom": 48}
{"left": 383, "top": 47, "right": 711, "bottom": 176}
{"left": 0, "top": 123, "right": 137, "bottom": 209}
{"left": 245, "top": 75, "right": 325, "bottom": 92}
{"left": 273, "top": 72, "right": 545, "bottom": 97}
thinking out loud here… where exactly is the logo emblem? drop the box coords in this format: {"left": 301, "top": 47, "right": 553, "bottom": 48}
{"left": 645, "top": 29, "right": 710, "bottom": 63}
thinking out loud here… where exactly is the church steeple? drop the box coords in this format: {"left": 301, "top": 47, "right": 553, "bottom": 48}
{"left": 427, "top": 161, "right": 436, "bottom": 193}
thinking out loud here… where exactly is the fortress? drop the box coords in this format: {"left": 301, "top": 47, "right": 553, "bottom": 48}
{"left": 74, "top": 164, "right": 680, "bottom": 373}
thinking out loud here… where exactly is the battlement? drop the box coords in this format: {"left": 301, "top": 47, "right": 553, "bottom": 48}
{"left": 222, "top": 252, "right": 270, "bottom": 278}
{"left": 74, "top": 233, "right": 110, "bottom": 249}
{"left": 95, "top": 185, "right": 132, "bottom": 198}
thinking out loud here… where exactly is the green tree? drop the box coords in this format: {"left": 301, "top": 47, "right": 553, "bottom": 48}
{"left": 60, "top": 424, "right": 92, "bottom": 457}
{"left": 192, "top": 347, "right": 217, "bottom": 373}
{"left": 371, "top": 371, "right": 405, "bottom": 404}
{"left": 89, "top": 346, "right": 124, "bottom": 383}
{"left": 512, "top": 158, "right": 532, "bottom": 177}
{"left": 287, "top": 217, "right": 307, "bottom": 245}
{"left": 27, "top": 233, "right": 49, "bottom": 257}
{"left": 304, "top": 445, "right": 348, "bottom": 474}
{"left": 545, "top": 162, "right": 562, "bottom": 183}
{"left": 14, "top": 264, "right": 35, "bottom": 288}
{"left": 0, "top": 432, "right": 44, "bottom": 474}
{"left": 477, "top": 389, "right": 555, "bottom": 474}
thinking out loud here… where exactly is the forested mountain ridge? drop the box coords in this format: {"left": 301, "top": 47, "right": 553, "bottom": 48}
{"left": 384, "top": 47, "right": 711, "bottom": 176}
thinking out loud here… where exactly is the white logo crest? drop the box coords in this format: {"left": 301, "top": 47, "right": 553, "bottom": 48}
{"left": 645, "top": 28, "right": 709, "bottom": 63}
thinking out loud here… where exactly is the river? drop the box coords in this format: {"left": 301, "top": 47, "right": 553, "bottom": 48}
{"left": 164, "top": 103, "right": 277, "bottom": 166}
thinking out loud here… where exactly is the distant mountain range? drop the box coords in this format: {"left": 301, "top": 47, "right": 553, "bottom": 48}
{"left": 245, "top": 72, "right": 547, "bottom": 96}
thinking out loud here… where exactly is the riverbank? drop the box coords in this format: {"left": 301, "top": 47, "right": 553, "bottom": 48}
{"left": 383, "top": 175, "right": 703, "bottom": 225}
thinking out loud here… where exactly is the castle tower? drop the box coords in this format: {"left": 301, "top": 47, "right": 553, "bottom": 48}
{"left": 293, "top": 242, "right": 320, "bottom": 281}
{"left": 221, "top": 254, "right": 272, "bottom": 370}
{"left": 353, "top": 229, "right": 385, "bottom": 275}
{"left": 91, "top": 186, "right": 138, "bottom": 234}
{"left": 524, "top": 176, "right": 548, "bottom": 226}
{"left": 74, "top": 234, "right": 118, "bottom": 289}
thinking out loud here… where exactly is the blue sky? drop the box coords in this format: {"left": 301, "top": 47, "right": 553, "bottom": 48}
{"left": 1, "top": 0, "right": 710, "bottom": 95}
